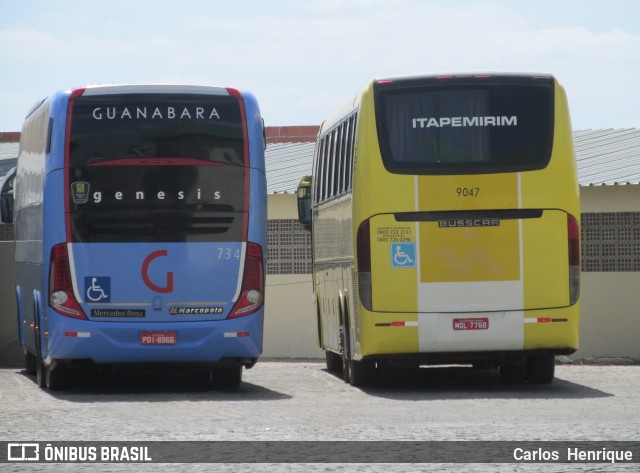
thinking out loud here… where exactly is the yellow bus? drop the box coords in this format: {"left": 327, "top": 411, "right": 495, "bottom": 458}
{"left": 298, "top": 73, "right": 580, "bottom": 386}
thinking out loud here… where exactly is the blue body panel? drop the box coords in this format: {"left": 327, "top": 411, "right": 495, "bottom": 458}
{"left": 43, "top": 313, "right": 264, "bottom": 364}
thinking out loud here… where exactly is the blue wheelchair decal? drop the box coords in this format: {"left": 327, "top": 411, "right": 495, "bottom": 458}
{"left": 85, "top": 277, "right": 111, "bottom": 302}
{"left": 391, "top": 242, "right": 416, "bottom": 268}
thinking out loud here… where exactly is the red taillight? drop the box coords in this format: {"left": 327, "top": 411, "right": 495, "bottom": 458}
{"left": 49, "top": 244, "right": 87, "bottom": 319}
{"left": 356, "top": 219, "right": 372, "bottom": 310}
{"left": 228, "top": 243, "right": 264, "bottom": 319}
{"left": 356, "top": 219, "right": 371, "bottom": 272}
{"left": 567, "top": 214, "right": 580, "bottom": 305}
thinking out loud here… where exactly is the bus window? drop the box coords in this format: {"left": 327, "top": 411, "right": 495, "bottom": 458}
{"left": 375, "top": 79, "right": 554, "bottom": 174}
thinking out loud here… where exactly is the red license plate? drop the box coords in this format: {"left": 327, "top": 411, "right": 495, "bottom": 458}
{"left": 452, "top": 318, "right": 489, "bottom": 331}
{"left": 140, "top": 331, "right": 177, "bottom": 345}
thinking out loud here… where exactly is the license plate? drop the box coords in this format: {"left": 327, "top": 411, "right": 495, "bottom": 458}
{"left": 452, "top": 318, "right": 489, "bottom": 331}
{"left": 140, "top": 331, "right": 177, "bottom": 345}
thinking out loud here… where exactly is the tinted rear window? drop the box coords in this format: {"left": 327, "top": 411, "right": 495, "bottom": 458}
{"left": 68, "top": 92, "right": 246, "bottom": 243}
{"left": 375, "top": 77, "right": 554, "bottom": 174}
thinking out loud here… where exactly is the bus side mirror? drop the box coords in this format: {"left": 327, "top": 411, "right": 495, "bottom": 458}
{"left": 0, "top": 167, "right": 16, "bottom": 224}
{"left": 297, "top": 175, "right": 312, "bottom": 231}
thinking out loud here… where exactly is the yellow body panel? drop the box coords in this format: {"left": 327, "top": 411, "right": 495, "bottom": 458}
{"left": 419, "top": 220, "right": 520, "bottom": 283}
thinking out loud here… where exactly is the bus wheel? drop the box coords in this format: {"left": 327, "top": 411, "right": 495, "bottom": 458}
{"left": 24, "top": 350, "right": 37, "bottom": 375}
{"left": 527, "top": 355, "right": 555, "bottom": 384}
{"left": 36, "top": 357, "right": 46, "bottom": 389}
{"left": 378, "top": 361, "right": 408, "bottom": 387}
{"left": 212, "top": 366, "right": 242, "bottom": 390}
{"left": 325, "top": 350, "right": 342, "bottom": 372}
{"left": 44, "top": 364, "right": 68, "bottom": 391}
{"left": 186, "top": 367, "right": 212, "bottom": 389}
{"left": 348, "top": 359, "right": 377, "bottom": 387}
{"left": 500, "top": 363, "right": 527, "bottom": 384}
{"left": 340, "top": 327, "right": 351, "bottom": 383}
{"left": 34, "top": 309, "right": 47, "bottom": 389}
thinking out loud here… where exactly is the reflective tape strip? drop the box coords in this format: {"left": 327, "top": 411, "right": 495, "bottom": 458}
{"left": 524, "top": 317, "right": 567, "bottom": 324}
{"left": 64, "top": 331, "right": 91, "bottom": 337}
{"left": 376, "top": 321, "right": 418, "bottom": 327}
{"left": 224, "top": 332, "right": 250, "bottom": 338}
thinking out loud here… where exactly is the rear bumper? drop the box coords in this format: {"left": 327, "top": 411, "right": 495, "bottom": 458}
{"left": 42, "top": 312, "right": 264, "bottom": 365}
{"left": 358, "top": 305, "right": 579, "bottom": 360}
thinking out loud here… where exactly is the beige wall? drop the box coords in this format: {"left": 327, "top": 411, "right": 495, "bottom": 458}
{"left": 263, "top": 274, "right": 323, "bottom": 358}
{"left": 581, "top": 184, "right": 640, "bottom": 212}
{"left": 576, "top": 273, "right": 640, "bottom": 361}
{"left": 263, "top": 193, "right": 323, "bottom": 358}
{"left": 574, "top": 184, "right": 640, "bottom": 361}
{"left": 0, "top": 242, "right": 21, "bottom": 367}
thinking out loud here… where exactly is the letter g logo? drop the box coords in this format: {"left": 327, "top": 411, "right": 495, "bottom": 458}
{"left": 141, "top": 250, "right": 174, "bottom": 293}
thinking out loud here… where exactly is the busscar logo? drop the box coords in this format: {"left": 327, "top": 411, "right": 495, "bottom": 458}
{"left": 438, "top": 219, "right": 500, "bottom": 228}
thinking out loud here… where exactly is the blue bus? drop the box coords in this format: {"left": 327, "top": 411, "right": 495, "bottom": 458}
{"left": 0, "top": 85, "right": 267, "bottom": 390}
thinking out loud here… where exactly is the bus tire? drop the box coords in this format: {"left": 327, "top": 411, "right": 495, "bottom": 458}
{"left": 348, "top": 359, "right": 377, "bottom": 387}
{"left": 36, "top": 357, "right": 46, "bottom": 389}
{"left": 212, "top": 366, "right": 242, "bottom": 390}
{"left": 378, "top": 361, "right": 408, "bottom": 387}
{"left": 527, "top": 355, "right": 555, "bottom": 384}
{"left": 33, "top": 305, "right": 47, "bottom": 389}
{"left": 500, "top": 363, "right": 527, "bottom": 384}
{"left": 44, "top": 364, "right": 68, "bottom": 391}
{"left": 339, "top": 308, "right": 376, "bottom": 387}
{"left": 325, "top": 350, "right": 342, "bottom": 372}
{"left": 340, "top": 324, "right": 351, "bottom": 383}
{"left": 186, "top": 367, "right": 212, "bottom": 389}
{"left": 24, "top": 350, "right": 37, "bottom": 375}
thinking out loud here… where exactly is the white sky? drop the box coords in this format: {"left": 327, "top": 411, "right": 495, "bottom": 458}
{"left": 1, "top": 0, "right": 639, "bottom": 131}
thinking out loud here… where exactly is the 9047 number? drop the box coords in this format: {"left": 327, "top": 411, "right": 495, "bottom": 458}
{"left": 456, "top": 187, "right": 480, "bottom": 197}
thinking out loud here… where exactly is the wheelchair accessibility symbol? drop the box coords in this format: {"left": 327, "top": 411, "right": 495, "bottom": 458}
{"left": 85, "top": 277, "right": 111, "bottom": 302}
{"left": 391, "top": 242, "right": 416, "bottom": 268}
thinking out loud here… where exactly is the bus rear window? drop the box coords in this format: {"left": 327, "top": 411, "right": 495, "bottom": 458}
{"left": 67, "top": 92, "right": 247, "bottom": 243}
{"left": 375, "top": 77, "right": 554, "bottom": 174}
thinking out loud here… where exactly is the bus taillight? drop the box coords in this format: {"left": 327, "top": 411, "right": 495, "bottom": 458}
{"left": 228, "top": 243, "right": 264, "bottom": 319}
{"left": 357, "top": 219, "right": 372, "bottom": 310}
{"left": 49, "top": 244, "right": 87, "bottom": 319}
{"left": 568, "top": 214, "right": 580, "bottom": 305}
